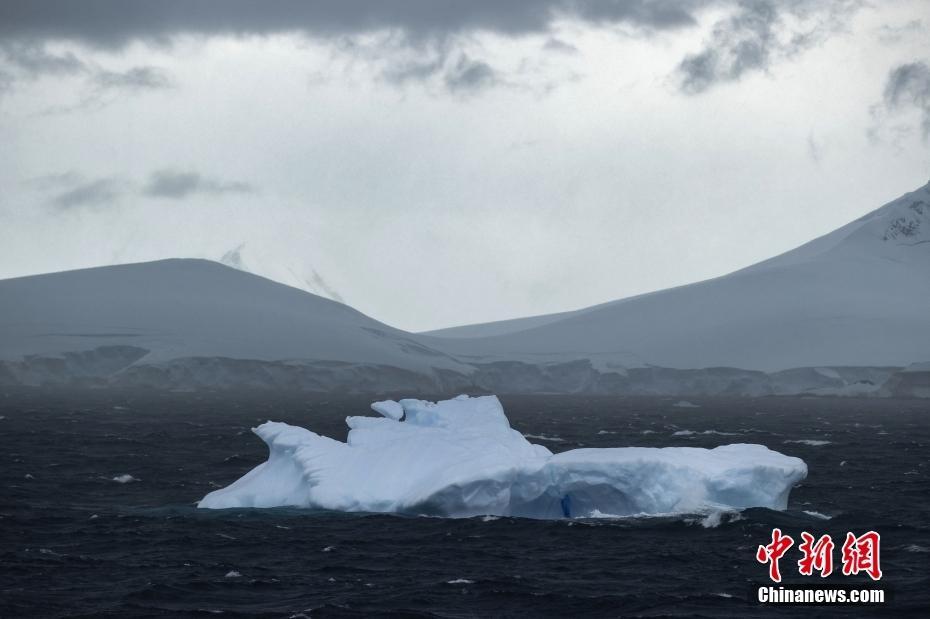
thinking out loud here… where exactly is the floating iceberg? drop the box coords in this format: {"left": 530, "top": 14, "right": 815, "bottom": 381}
{"left": 198, "top": 395, "right": 807, "bottom": 519}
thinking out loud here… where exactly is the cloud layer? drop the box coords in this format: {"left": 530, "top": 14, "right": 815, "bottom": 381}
{"left": 0, "top": 0, "right": 881, "bottom": 98}
{"left": 0, "top": 0, "right": 704, "bottom": 46}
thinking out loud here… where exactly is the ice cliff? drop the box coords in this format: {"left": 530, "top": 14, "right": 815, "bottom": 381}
{"left": 198, "top": 395, "right": 807, "bottom": 519}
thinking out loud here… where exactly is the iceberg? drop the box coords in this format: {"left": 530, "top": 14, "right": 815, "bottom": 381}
{"left": 198, "top": 395, "right": 807, "bottom": 519}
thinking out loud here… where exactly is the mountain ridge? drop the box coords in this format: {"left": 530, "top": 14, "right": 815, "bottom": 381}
{"left": 1, "top": 182, "right": 928, "bottom": 395}
{"left": 422, "top": 183, "right": 930, "bottom": 370}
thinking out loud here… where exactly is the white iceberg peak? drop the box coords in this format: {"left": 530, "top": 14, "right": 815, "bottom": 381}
{"left": 198, "top": 395, "right": 807, "bottom": 519}
{"left": 370, "top": 400, "right": 404, "bottom": 421}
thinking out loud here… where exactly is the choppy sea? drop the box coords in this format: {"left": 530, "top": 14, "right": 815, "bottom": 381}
{"left": 1, "top": 389, "right": 927, "bottom": 617}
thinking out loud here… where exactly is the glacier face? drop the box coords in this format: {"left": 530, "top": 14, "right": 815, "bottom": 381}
{"left": 198, "top": 395, "right": 807, "bottom": 519}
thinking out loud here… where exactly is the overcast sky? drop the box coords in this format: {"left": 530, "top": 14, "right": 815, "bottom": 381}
{"left": 1, "top": 0, "right": 929, "bottom": 332}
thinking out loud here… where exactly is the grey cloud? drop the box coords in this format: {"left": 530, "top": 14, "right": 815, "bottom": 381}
{"left": 880, "top": 61, "right": 930, "bottom": 140}
{"left": 1, "top": 1, "right": 863, "bottom": 98}
{"left": 678, "top": 0, "right": 777, "bottom": 94}
{"left": 875, "top": 19, "right": 923, "bottom": 45}
{"left": 0, "top": 40, "right": 85, "bottom": 93}
{"left": 543, "top": 38, "right": 579, "bottom": 54}
{"left": 677, "top": 0, "right": 861, "bottom": 95}
{"left": 0, "top": 40, "right": 85, "bottom": 74}
{"left": 25, "top": 170, "right": 83, "bottom": 189}
{"left": 51, "top": 177, "right": 121, "bottom": 209}
{"left": 443, "top": 55, "right": 497, "bottom": 94}
{"left": 555, "top": 0, "right": 700, "bottom": 30}
{"left": 0, "top": 38, "right": 171, "bottom": 101}
{"left": 355, "top": 36, "right": 500, "bottom": 95}
{"left": 143, "top": 170, "right": 255, "bottom": 199}
{"left": 0, "top": 1, "right": 705, "bottom": 48}
{"left": 36, "top": 169, "right": 254, "bottom": 209}
{"left": 379, "top": 37, "right": 449, "bottom": 86}
{"left": 383, "top": 57, "right": 445, "bottom": 85}
{"left": 32, "top": 65, "right": 173, "bottom": 114}
{"left": 93, "top": 65, "right": 171, "bottom": 92}
{"left": 0, "top": 1, "right": 707, "bottom": 98}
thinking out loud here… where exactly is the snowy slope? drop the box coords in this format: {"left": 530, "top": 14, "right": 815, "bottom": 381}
{"left": 423, "top": 310, "right": 579, "bottom": 339}
{"left": 0, "top": 259, "right": 463, "bottom": 373}
{"left": 425, "top": 182, "right": 930, "bottom": 371}
{"left": 219, "top": 243, "right": 345, "bottom": 303}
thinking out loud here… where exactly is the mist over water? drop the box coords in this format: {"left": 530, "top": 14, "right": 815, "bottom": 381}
{"left": 1, "top": 390, "right": 928, "bottom": 617}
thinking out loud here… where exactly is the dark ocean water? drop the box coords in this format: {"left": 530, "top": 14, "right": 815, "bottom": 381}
{"left": 1, "top": 389, "right": 928, "bottom": 618}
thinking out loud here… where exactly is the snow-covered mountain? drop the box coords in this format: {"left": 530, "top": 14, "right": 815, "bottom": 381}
{"left": 0, "top": 259, "right": 466, "bottom": 387}
{"left": 1, "top": 182, "right": 928, "bottom": 395}
{"left": 219, "top": 243, "right": 345, "bottom": 303}
{"left": 424, "top": 182, "right": 930, "bottom": 372}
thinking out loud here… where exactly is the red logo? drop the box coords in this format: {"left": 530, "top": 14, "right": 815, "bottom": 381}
{"left": 757, "top": 530, "right": 882, "bottom": 582}
{"left": 798, "top": 532, "right": 834, "bottom": 577}
{"left": 756, "top": 528, "right": 794, "bottom": 582}
{"left": 841, "top": 531, "right": 882, "bottom": 581}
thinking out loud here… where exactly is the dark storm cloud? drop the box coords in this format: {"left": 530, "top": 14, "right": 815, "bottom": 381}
{"left": 0, "top": 1, "right": 709, "bottom": 97}
{"left": 677, "top": 0, "right": 861, "bottom": 94}
{"left": 0, "top": 1, "right": 865, "bottom": 98}
{"left": 880, "top": 61, "right": 930, "bottom": 139}
{"left": 0, "top": 1, "right": 704, "bottom": 47}
{"left": 143, "top": 170, "right": 255, "bottom": 199}
{"left": 51, "top": 177, "right": 121, "bottom": 209}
